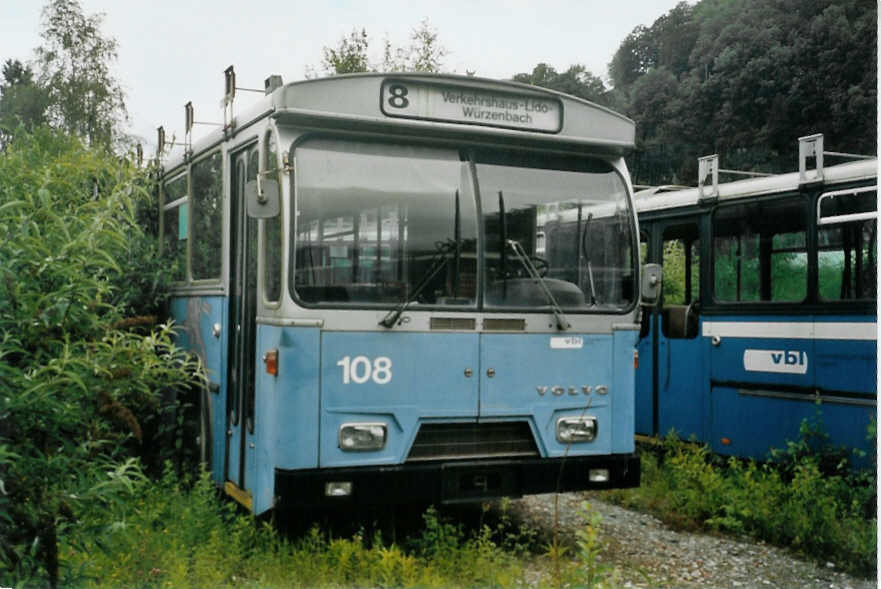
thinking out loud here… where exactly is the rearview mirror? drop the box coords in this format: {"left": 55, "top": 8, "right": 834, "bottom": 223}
{"left": 641, "top": 263, "right": 662, "bottom": 305}
{"left": 245, "top": 178, "right": 280, "bottom": 218}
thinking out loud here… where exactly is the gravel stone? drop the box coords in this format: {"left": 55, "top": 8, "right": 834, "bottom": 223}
{"left": 495, "top": 492, "right": 876, "bottom": 589}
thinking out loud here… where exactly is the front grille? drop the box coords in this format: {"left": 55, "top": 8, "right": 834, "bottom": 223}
{"left": 407, "top": 421, "right": 539, "bottom": 462}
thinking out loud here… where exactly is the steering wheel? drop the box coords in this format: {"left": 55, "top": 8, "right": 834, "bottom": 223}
{"left": 530, "top": 256, "right": 549, "bottom": 277}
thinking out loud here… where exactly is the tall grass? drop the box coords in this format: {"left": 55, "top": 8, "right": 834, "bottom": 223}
{"left": 61, "top": 464, "right": 535, "bottom": 588}
{"left": 601, "top": 425, "right": 876, "bottom": 576}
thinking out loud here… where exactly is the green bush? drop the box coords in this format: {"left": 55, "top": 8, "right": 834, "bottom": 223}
{"left": 601, "top": 427, "right": 876, "bottom": 575}
{"left": 0, "top": 129, "right": 203, "bottom": 587}
{"left": 61, "top": 465, "right": 530, "bottom": 588}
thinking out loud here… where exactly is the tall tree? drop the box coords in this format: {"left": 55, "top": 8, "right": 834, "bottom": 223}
{"left": 0, "top": 59, "right": 48, "bottom": 149}
{"left": 315, "top": 19, "right": 448, "bottom": 76}
{"left": 609, "top": 0, "right": 876, "bottom": 185}
{"left": 35, "top": 0, "right": 128, "bottom": 149}
{"left": 512, "top": 63, "right": 610, "bottom": 106}
{"left": 320, "top": 28, "right": 370, "bottom": 75}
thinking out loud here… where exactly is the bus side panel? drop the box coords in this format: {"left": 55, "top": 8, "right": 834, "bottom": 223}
{"left": 707, "top": 317, "right": 815, "bottom": 389}
{"left": 634, "top": 320, "right": 654, "bottom": 435}
{"left": 710, "top": 386, "right": 875, "bottom": 458}
{"left": 657, "top": 330, "right": 705, "bottom": 442}
{"left": 611, "top": 328, "right": 637, "bottom": 454}
{"left": 479, "top": 333, "right": 613, "bottom": 457}
{"left": 706, "top": 316, "right": 811, "bottom": 457}
{"left": 813, "top": 317, "right": 876, "bottom": 395}
{"left": 169, "top": 295, "right": 228, "bottom": 487}
{"left": 319, "top": 332, "right": 480, "bottom": 468}
{"left": 271, "top": 326, "right": 321, "bottom": 471}
{"left": 253, "top": 325, "right": 321, "bottom": 514}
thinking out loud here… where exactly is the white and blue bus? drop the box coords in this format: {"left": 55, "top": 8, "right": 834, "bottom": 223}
{"left": 633, "top": 134, "right": 877, "bottom": 460}
{"left": 157, "top": 71, "right": 654, "bottom": 515}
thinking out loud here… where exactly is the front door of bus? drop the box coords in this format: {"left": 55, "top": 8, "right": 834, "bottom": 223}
{"left": 637, "top": 219, "right": 704, "bottom": 439}
{"left": 226, "top": 146, "right": 259, "bottom": 490}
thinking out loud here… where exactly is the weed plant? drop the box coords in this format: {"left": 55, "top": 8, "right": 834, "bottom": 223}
{"left": 62, "top": 464, "right": 532, "bottom": 588}
{"left": 601, "top": 421, "right": 876, "bottom": 575}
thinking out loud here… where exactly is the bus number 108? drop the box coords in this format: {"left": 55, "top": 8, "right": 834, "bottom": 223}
{"left": 337, "top": 356, "right": 393, "bottom": 385}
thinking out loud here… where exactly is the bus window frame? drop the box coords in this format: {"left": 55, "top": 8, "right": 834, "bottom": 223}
{"left": 189, "top": 149, "right": 225, "bottom": 284}
{"left": 817, "top": 185, "right": 877, "bottom": 226}
{"left": 709, "top": 193, "right": 810, "bottom": 308}
{"left": 815, "top": 184, "right": 878, "bottom": 303}
{"left": 261, "top": 128, "right": 284, "bottom": 309}
{"left": 286, "top": 133, "right": 639, "bottom": 315}
{"left": 286, "top": 133, "right": 480, "bottom": 313}
{"left": 161, "top": 169, "right": 190, "bottom": 284}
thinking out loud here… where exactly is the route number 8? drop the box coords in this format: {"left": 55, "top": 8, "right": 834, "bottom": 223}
{"left": 337, "top": 355, "right": 393, "bottom": 384}
{"left": 387, "top": 84, "right": 409, "bottom": 109}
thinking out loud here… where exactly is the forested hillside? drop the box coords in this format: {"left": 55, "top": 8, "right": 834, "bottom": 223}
{"left": 606, "top": 0, "right": 876, "bottom": 185}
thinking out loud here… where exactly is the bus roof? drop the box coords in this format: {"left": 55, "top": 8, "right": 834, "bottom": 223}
{"left": 163, "top": 73, "right": 635, "bottom": 171}
{"left": 634, "top": 157, "right": 877, "bottom": 214}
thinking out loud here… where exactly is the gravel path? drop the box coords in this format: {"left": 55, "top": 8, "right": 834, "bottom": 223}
{"left": 499, "top": 492, "right": 876, "bottom": 589}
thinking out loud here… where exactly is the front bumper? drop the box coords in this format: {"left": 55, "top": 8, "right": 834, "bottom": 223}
{"left": 275, "top": 453, "right": 639, "bottom": 507}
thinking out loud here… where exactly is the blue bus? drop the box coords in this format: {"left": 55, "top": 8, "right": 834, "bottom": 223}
{"left": 633, "top": 134, "right": 877, "bottom": 460}
{"left": 157, "top": 71, "right": 655, "bottom": 515}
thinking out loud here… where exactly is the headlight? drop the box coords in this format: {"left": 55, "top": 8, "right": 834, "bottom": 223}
{"left": 339, "top": 423, "right": 387, "bottom": 451}
{"left": 556, "top": 416, "right": 597, "bottom": 443}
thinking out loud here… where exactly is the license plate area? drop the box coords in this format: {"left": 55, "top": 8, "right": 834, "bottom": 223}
{"left": 440, "top": 463, "right": 519, "bottom": 503}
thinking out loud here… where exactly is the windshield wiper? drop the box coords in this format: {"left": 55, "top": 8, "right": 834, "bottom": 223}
{"left": 379, "top": 238, "right": 458, "bottom": 328}
{"left": 381, "top": 190, "right": 463, "bottom": 329}
{"left": 506, "top": 238, "right": 571, "bottom": 330}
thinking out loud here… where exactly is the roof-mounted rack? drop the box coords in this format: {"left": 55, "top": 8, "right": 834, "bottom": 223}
{"left": 798, "top": 133, "right": 873, "bottom": 186}
{"left": 697, "top": 154, "right": 772, "bottom": 202}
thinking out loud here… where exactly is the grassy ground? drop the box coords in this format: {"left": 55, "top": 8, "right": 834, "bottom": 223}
{"left": 598, "top": 431, "right": 876, "bottom": 576}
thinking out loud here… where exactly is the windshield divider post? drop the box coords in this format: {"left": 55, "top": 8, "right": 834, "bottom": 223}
{"left": 454, "top": 190, "right": 461, "bottom": 298}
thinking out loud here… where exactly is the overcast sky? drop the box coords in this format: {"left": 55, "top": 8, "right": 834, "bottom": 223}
{"left": 3, "top": 1, "right": 685, "bottom": 151}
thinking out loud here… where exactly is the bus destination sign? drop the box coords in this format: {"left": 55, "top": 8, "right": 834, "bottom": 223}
{"left": 381, "top": 80, "right": 562, "bottom": 133}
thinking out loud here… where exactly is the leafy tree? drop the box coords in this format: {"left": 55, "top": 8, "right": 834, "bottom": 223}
{"left": 382, "top": 18, "right": 448, "bottom": 73}
{"left": 0, "top": 59, "right": 48, "bottom": 149}
{"left": 512, "top": 63, "right": 610, "bottom": 106}
{"left": 609, "top": 0, "right": 876, "bottom": 186}
{"left": 0, "top": 130, "right": 202, "bottom": 588}
{"left": 34, "top": 0, "right": 128, "bottom": 149}
{"left": 320, "top": 28, "right": 370, "bottom": 75}
{"left": 314, "top": 19, "right": 448, "bottom": 76}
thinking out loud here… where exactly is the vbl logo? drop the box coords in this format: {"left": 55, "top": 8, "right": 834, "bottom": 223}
{"left": 743, "top": 349, "right": 809, "bottom": 375}
{"left": 771, "top": 350, "right": 807, "bottom": 366}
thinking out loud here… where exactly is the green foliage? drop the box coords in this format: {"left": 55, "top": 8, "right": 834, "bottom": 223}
{"left": 610, "top": 0, "right": 876, "bottom": 185}
{"left": 35, "top": 0, "right": 128, "bottom": 150}
{"left": 602, "top": 426, "right": 877, "bottom": 575}
{"left": 0, "top": 129, "right": 203, "bottom": 587}
{"left": 0, "top": 59, "right": 49, "bottom": 149}
{"left": 314, "top": 19, "right": 448, "bottom": 76}
{"left": 61, "top": 467, "right": 529, "bottom": 588}
{"left": 512, "top": 64, "right": 611, "bottom": 107}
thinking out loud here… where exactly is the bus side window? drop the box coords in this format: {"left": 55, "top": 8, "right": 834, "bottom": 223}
{"left": 191, "top": 151, "right": 223, "bottom": 280}
{"left": 817, "top": 188, "right": 877, "bottom": 300}
{"left": 263, "top": 131, "right": 282, "bottom": 303}
{"left": 661, "top": 223, "right": 699, "bottom": 339}
{"left": 713, "top": 197, "right": 806, "bottom": 303}
{"left": 161, "top": 173, "right": 188, "bottom": 282}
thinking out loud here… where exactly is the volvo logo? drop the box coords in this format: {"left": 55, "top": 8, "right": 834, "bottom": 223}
{"left": 536, "top": 385, "right": 608, "bottom": 397}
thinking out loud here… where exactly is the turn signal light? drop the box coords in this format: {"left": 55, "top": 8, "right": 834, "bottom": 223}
{"left": 263, "top": 349, "right": 278, "bottom": 376}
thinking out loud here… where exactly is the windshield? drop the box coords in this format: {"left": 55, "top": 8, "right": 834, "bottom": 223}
{"left": 292, "top": 139, "right": 478, "bottom": 306}
{"left": 290, "top": 139, "right": 635, "bottom": 311}
{"left": 476, "top": 150, "right": 635, "bottom": 310}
